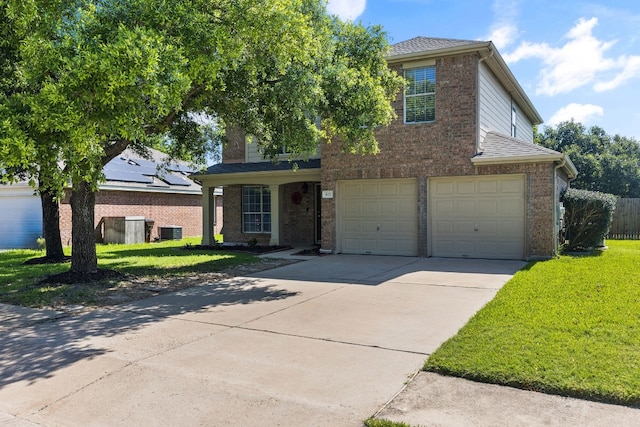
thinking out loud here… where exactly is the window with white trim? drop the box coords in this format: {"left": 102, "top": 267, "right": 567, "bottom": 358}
{"left": 511, "top": 105, "right": 517, "bottom": 138}
{"left": 242, "top": 185, "right": 271, "bottom": 233}
{"left": 404, "top": 66, "right": 436, "bottom": 123}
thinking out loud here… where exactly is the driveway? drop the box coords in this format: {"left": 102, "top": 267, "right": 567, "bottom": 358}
{"left": 0, "top": 255, "right": 524, "bottom": 426}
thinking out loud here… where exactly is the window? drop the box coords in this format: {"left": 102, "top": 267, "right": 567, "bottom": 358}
{"left": 404, "top": 66, "right": 436, "bottom": 123}
{"left": 511, "top": 105, "right": 517, "bottom": 138}
{"left": 242, "top": 185, "right": 271, "bottom": 233}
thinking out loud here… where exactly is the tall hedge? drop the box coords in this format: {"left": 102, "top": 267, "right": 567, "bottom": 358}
{"left": 562, "top": 188, "right": 617, "bottom": 251}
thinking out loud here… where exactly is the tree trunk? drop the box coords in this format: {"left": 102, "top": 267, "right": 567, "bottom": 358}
{"left": 70, "top": 180, "right": 98, "bottom": 273}
{"left": 40, "top": 189, "right": 65, "bottom": 262}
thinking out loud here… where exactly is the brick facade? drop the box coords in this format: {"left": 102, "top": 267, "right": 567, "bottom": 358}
{"left": 321, "top": 54, "right": 480, "bottom": 255}
{"left": 222, "top": 182, "right": 318, "bottom": 247}
{"left": 59, "top": 189, "right": 204, "bottom": 246}
{"left": 215, "top": 51, "right": 563, "bottom": 259}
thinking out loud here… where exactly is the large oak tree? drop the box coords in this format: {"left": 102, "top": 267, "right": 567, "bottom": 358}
{"left": 1, "top": 0, "right": 403, "bottom": 274}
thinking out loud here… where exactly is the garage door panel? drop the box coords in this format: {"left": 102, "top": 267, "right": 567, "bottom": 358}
{"left": 476, "top": 200, "right": 498, "bottom": 216}
{"left": 456, "top": 200, "right": 475, "bottom": 214}
{"left": 501, "top": 199, "right": 524, "bottom": 215}
{"left": 477, "top": 180, "right": 498, "bottom": 194}
{"left": 434, "top": 220, "right": 454, "bottom": 233}
{"left": 476, "top": 220, "right": 498, "bottom": 234}
{"left": 456, "top": 181, "right": 476, "bottom": 194}
{"left": 501, "top": 179, "right": 524, "bottom": 193}
{"left": 379, "top": 201, "right": 397, "bottom": 215}
{"left": 430, "top": 175, "right": 524, "bottom": 260}
{"left": 500, "top": 220, "right": 523, "bottom": 235}
{"left": 339, "top": 179, "right": 417, "bottom": 256}
{"left": 434, "top": 200, "right": 454, "bottom": 216}
{"left": 362, "top": 200, "right": 380, "bottom": 215}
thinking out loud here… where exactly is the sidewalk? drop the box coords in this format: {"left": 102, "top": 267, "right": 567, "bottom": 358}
{"left": 374, "top": 371, "right": 640, "bottom": 426}
{"left": 0, "top": 303, "right": 64, "bottom": 333}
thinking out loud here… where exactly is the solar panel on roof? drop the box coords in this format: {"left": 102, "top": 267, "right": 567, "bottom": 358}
{"left": 104, "top": 169, "right": 154, "bottom": 184}
{"left": 158, "top": 172, "right": 191, "bottom": 186}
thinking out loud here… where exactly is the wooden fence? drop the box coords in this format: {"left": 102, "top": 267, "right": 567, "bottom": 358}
{"left": 608, "top": 198, "right": 640, "bottom": 240}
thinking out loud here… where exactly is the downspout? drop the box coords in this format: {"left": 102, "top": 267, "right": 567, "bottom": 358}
{"left": 476, "top": 49, "right": 495, "bottom": 156}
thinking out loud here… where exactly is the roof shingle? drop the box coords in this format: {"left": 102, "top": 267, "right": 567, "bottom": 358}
{"left": 388, "top": 36, "right": 483, "bottom": 58}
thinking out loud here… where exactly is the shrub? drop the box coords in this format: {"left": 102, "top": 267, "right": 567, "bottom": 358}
{"left": 562, "top": 188, "right": 617, "bottom": 251}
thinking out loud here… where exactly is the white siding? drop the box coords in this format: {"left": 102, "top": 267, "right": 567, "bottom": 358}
{"left": 245, "top": 139, "right": 322, "bottom": 163}
{"left": 515, "top": 107, "right": 534, "bottom": 142}
{"left": 479, "top": 62, "right": 534, "bottom": 143}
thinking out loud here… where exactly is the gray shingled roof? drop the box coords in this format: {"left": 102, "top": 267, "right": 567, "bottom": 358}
{"left": 472, "top": 131, "right": 578, "bottom": 178}
{"left": 199, "top": 158, "right": 320, "bottom": 175}
{"left": 476, "top": 131, "right": 562, "bottom": 160}
{"left": 388, "top": 37, "right": 483, "bottom": 58}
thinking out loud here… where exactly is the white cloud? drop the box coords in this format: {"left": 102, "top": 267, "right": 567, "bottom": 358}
{"left": 503, "top": 17, "right": 640, "bottom": 96}
{"left": 487, "top": 24, "right": 519, "bottom": 50}
{"left": 548, "top": 103, "right": 604, "bottom": 125}
{"left": 594, "top": 55, "right": 640, "bottom": 92}
{"left": 485, "top": 0, "right": 521, "bottom": 50}
{"left": 326, "top": 0, "right": 366, "bottom": 21}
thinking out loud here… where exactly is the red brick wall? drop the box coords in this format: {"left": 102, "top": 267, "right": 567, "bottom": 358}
{"left": 321, "top": 54, "right": 479, "bottom": 253}
{"left": 60, "top": 189, "right": 202, "bottom": 246}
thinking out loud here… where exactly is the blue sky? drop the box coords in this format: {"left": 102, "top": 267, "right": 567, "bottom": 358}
{"left": 327, "top": 0, "right": 640, "bottom": 140}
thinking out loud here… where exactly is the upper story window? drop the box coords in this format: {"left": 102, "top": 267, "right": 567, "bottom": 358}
{"left": 404, "top": 66, "right": 436, "bottom": 124}
{"left": 511, "top": 105, "right": 517, "bottom": 138}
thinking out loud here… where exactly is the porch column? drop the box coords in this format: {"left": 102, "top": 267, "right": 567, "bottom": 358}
{"left": 201, "top": 185, "right": 214, "bottom": 246}
{"left": 269, "top": 184, "right": 280, "bottom": 246}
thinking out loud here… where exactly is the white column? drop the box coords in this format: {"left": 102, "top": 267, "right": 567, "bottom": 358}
{"left": 269, "top": 184, "right": 280, "bottom": 246}
{"left": 201, "top": 185, "right": 214, "bottom": 246}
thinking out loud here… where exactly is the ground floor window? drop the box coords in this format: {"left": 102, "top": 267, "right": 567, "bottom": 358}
{"left": 242, "top": 185, "right": 271, "bottom": 233}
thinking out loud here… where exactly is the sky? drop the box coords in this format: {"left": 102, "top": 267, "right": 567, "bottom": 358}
{"left": 326, "top": 0, "right": 640, "bottom": 140}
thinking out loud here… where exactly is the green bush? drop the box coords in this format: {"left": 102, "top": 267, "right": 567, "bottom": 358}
{"left": 562, "top": 188, "right": 617, "bottom": 251}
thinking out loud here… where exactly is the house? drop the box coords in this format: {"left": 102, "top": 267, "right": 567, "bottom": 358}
{"left": 0, "top": 147, "right": 221, "bottom": 249}
{"left": 195, "top": 37, "right": 577, "bottom": 260}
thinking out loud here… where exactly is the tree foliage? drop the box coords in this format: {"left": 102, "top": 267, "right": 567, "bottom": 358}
{"left": 535, "top": 120, "right": 640, "bottom": 197}
{"left": 0, "top": 0, "right": 403, "bottom": 273}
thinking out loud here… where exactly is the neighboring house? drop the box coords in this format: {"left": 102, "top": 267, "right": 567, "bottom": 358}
{"left": 0, "top": 147, "right": 221, "bottom": 249}
{"left": 0, "top": 181, "right": 43, "bottom": 249}
{"left": 195, "top": 37, "right": 577, "bottom": 260}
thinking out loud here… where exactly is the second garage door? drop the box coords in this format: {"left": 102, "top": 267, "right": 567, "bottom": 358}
{"left": 338, "top": 179, "right": 418, "bottom": 256}
{"left": 430, "top": 175, "right": 525, "bottom": 260}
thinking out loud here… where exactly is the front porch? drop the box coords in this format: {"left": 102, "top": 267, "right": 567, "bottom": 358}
{"left": 196, "top": 160, "right": 321, "bottom": 248}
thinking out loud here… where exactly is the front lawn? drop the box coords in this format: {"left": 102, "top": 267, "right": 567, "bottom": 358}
{"left": 0, "top": 237, "right": 260, "bottom": 308}
{"left": 425, "top": 240, "right": 640, "bottom": 406}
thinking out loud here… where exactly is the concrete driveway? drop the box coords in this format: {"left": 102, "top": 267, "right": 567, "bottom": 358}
{"left": 0, "top": 254, "right": 524, "bottom": 426}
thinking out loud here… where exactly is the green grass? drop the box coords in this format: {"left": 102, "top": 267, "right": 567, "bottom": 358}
{"left": 0, "top": 236, "right": 258, "bottom": 307}
{"left": 424, "top": 240, "right": 640, "bottom": 406}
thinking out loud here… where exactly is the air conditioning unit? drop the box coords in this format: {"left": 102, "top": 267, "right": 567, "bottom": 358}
{"left": 159, "top": 225, "right": 182, "bottom": 240}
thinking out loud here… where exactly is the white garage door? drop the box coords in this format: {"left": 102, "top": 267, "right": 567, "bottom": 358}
{"left": 338, "top": 179, "right": 418, "bottom": 256}
{"left": 0, "top": 193, "right": 42, "bottom": 249}
{"left": 430, "top": 175, "right": 525, "bottom": 260}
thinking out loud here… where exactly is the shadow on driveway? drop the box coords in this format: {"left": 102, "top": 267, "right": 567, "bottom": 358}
{"left": 0, "top": 278, "right": 298, "bottom": 389}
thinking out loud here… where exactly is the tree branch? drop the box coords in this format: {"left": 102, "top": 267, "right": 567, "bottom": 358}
{"left": 147, "top": 84, "right": 206, "bottom": 135}
{"left": 102, "top": 139, "right": 131, "bottom": 166}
